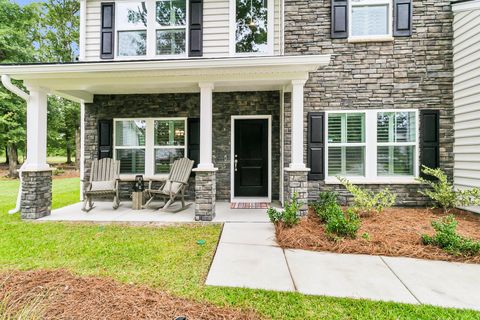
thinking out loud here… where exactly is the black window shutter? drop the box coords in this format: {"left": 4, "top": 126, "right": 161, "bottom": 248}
{"left": 393, "top": 0, "right": 412, "bottom": 37}
{"left": 100, "top": 2, "right": 115, "bottom": 59}
{"left": 189, "top": 0, "right": 203, "bottom": 57}
{"left": 420, "top": 110, "right": 440, "bottom": 178}
{"left": 331, "top": 0, "right": 348, "bottom": 39}
{"left": 308, "top": 112, "right": 325, "bottom": 180}
{"left": 98, "top": 119, "right": 113, "bottom": 159}
{"left": 188, "top": 118, "right": 200, "bottom": 168}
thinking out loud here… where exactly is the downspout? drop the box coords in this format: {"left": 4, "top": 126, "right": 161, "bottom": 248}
{"left": 1, "top": 75, "right": 30, "bottom": 214}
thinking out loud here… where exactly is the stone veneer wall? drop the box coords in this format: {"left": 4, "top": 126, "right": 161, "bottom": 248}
{"left": 84, "top": 91, "right": 280, "bottom": 201}
{"left": 20, "top": 170, "right": 52, "bottom": 219}
{"left": 283, "top": 0, "right": 454, "bottom": 206}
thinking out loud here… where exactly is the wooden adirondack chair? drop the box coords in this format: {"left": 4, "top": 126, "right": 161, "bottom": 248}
{"left": 144, "top": 158, "right": 194, "bottom": 211}
{"left": 82, "top": 158, "right": 120, "bottom": 212}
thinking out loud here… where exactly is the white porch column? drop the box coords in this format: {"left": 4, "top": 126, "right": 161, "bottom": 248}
{"left": 197, "top": 82, "right": 214, "bottom": 169}
{"left": 22, "top": 86, "right": 50, "bottom": 171}
{"left": 289, "top": 79, "right": 307, "bottom": 170}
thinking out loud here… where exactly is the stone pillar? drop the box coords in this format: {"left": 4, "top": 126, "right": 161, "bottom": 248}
{"left": 284, "top": 168, "right": 309, "bottom": 216}
{"left": 20, "top": 170, "right": 52, "bottom": 219}
{"left": 193, "top": 169, "right": 217, "bottom": 221}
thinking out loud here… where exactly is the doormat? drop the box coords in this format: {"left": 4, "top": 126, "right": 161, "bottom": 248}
{"left": 230, "top": 202, "right": 269, "bottom": 209}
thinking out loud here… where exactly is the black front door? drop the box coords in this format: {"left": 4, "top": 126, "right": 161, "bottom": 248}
{"left": 234, "top": 119, "right": 268, "bottom": 197}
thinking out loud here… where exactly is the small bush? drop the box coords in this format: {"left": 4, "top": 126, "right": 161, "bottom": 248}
{"left": 312, "top": 191, "right": 338, "bottom": 221}
{"left": 324, "top": 205, "right": 361, "bottom": 239}
{"left": 422, "top": 215, "right": 480, "bottom": 256}
{"left": 267, "top": 193, "right": 301, "bottom": 228}
{"left": 417, "top": 166, "right": 480, "bottom": 213}
{"left": 337, "top": 177, "right": 396, "bottom": 215}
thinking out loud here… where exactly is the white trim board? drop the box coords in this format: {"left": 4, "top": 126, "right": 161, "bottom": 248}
{"left": 230, "top": 115, "right": 272, "bottom": 203}
{"left": 453, "top": 0, "right": 480, "bottom": 12}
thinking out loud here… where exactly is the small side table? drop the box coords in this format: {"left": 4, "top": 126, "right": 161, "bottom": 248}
{"left": 131, "top": 191, "right": 145, "bottom": 210}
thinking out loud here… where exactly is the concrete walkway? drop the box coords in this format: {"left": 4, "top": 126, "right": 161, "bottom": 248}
{"left": 206, "top": 222, "right": 480, "bottom": 311}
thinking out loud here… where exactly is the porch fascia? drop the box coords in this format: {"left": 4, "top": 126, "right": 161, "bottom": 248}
{"left": 0, "top": 55, "right": 331, "bottom": 100}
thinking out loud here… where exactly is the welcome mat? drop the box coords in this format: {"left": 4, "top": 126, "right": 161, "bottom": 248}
{"left": 230, "top": 202, "right": 269, "bottom": 209}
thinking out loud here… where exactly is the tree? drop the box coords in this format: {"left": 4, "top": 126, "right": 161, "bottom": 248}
{"left": 38, "top": 0, "right": 80, "bottom": 167}
{"left": 0, "top": 0, "right": 40, "bottom": 177}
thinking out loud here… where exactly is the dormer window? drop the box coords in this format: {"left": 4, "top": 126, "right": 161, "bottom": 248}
{"left": 117, "top": 2, "right": 148, "bottom": 56}
{"left": 156, "top": 0, "right": 187, "bottom": 55}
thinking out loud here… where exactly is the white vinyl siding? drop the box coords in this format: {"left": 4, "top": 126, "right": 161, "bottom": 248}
{"left": 84, "top": 0, "right": 101, "bottom": 61}
{"left": 81, "top": 0, "right": 282, "bottom": 61}
{"left": 452, "top": 5, "right": 480, "bottom": 213}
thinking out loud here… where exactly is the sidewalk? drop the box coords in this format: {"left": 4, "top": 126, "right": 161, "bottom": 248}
{"left": 206, "top": 222, "right": 480, "bottom": 311}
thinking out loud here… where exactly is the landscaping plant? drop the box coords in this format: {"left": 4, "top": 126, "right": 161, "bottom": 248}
{"left": 324, "top": 205, "right": 361, "bottom": 239}
{"left": 422, "top": 215, "right": 480, "bottom": 256}
{"left": 312, "top": 191, "right": 338, "bottom": 222}
{"left": 267, "top": 193, "right": 300, "bottom": 227}
{"left": 417, "top": 166, "right": 480, "bottom": 213}
{"left": 337, "top": 177, "right": 396, "bottom": 215}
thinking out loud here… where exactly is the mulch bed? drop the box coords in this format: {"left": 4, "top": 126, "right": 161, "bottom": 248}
{"left": 275, "top": 207, "right": 480, "bottom": 264}
{"left": 0, "top": 269, "right": 261, "bottom": 320}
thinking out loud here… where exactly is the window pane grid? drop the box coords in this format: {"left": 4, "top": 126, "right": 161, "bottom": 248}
{"left": 328, "top": 113, "right": 366, "bottom": 177}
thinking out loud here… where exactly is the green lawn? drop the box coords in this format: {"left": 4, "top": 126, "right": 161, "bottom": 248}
{"left": 0, "top": 179, "right": 479, "bottom": 319}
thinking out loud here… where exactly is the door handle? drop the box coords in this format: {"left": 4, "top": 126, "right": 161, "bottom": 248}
{"left": 234, "top": 159, "right": 238, "bottom": 171}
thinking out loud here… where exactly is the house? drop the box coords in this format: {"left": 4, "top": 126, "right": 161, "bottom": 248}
{"left": 0, "top": 0, "right": 453, "bottom": 221}
{"left": 452, "top": 0, "right": 480, "bottom": 213}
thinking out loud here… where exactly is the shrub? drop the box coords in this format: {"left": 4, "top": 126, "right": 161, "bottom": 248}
{"left": 337, "top": 177, "right": 396, "bottom": 215}
{"left": 267, "top": 193, "right": 300, "bottom": 228}
{"left": 422, "top": 215, "right": 480, "bottom": 256}
{"left": 324, "top": 205, "right": 361, "bottom": 239}
{"left": 312, "top": 191, "right": 338, "bottom": 221}
{"left": 417, "top": 166, "right": 480, "bottom": 213}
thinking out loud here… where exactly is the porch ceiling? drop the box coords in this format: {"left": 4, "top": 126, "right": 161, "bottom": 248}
{"left": 0, "top": 55, "right": 331, "bottom": 103}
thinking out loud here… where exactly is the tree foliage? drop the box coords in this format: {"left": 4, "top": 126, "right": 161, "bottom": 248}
{"left": 0, "top": 0, "right": 81, "bottom": 173}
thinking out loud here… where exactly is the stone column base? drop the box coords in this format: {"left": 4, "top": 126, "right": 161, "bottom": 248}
{"left": 284, "top": 168, "right": 310, "bottom": 216}
{"left": 21, "top": 170, "right": 52, "bottom": 219}
{"left": 193, "top": 169, "right": 217, "bottom": 221}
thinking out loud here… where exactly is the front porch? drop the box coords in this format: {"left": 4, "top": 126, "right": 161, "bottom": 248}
{"left": 40, "top": 200, "right": 274, "bottom": 224}
{"left": 0, "top": 55, "right": 331, "bottom": 221}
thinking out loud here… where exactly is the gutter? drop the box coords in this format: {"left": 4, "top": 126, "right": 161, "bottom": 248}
{"left": 1, "top": 75, "right": 30, "bottom": 214}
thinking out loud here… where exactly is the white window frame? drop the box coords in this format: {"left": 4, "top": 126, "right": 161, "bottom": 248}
{"left": 152, "top": 117, "right": 188, "bottom": 175}
{"left": 325, "top": 109, "right": 419, "bottom": 184}
{"left": 113, "top": 118, "right": 148, "bottom": 176}
{"left": 114, "top": 0, "right": 189, "bottom": 60}
{"left": 348, "top": 0, "right": 393, "bottom": 43}
{"left": 113, "top": 117, "right": 188, "bottom": 178}
{"left": 229, "top": 0, "right": 275, "bottom": 56}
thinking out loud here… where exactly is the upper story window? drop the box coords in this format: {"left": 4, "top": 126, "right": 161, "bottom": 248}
{"left": 117, "top": 2, "right": 148, "bottom": 56}
{"left": 233, "top": 0, "right": 273, "bottom": 55}
{"left": 156, "top": 0, "right": 187, "bottom": 55}
{"left": 350, "top": 0, "right": 392, "bottom": 40}
{"left": 113, "top": 0, "right": 188, "bottom": 58}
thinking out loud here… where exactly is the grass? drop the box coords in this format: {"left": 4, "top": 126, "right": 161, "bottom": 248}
{"left": 0, "top": 179, "right": 479, "bottom": 319}
{"left": 0, "top": 156, "right": 69, "bottom": 165}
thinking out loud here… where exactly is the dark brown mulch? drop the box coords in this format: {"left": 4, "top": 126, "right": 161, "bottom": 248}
{"left": 275, "top": 207, "right": 480, "bottom": 264}
{"left": 0, "top": 269, "right": 261, "bottom": 320}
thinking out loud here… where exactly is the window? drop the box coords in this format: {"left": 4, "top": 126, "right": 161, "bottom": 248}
{"left": 114, "top": 118, "right": 187, "bottom": 176}
{"left": 325, "top": 110, "right": 418, "bottom": 182}
{"left": 377, "top": 111, "right": 416, "bottom": 176}
{"left": 327, "top": 113, "right": 366, "bottom": 176}
{"left": 117, "top": 2, "right": 148, "bottom": 56}
{"left": 350, "top": 0, "right": 392, "bottom": 39}
{"left": 114, "top": 120, "right": 147, "bottom": 174}
{"left": 234, "top": 0, "right": 271, "bottom": 54}
{"left": 156, "top": 0, "right": 187, "bottom": 55}
{"left": 154, "top": 119, "right": 186, "bottom": 173}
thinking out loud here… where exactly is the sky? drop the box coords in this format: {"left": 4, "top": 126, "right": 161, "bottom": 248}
{"left": 14, "top": 0, "right": 45, "bottom": 6}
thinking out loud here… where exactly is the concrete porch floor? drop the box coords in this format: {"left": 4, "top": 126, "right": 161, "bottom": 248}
{"left": 39, "top": 201, "right": 273, "bottom": 223}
